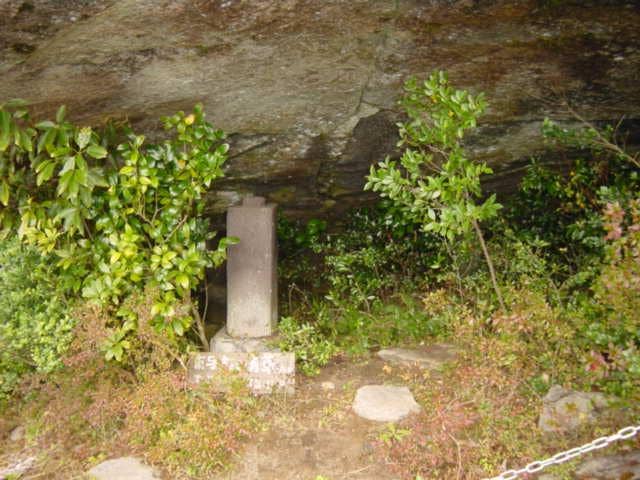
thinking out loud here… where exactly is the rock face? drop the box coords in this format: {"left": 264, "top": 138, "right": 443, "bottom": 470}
{"left": 538, "top": 385, "right": 611, "bottom": 433}
{"left": 377, "top": 344, "right": 459, "bottom": 369}
{"left": 352, "top": 385, "right": 421, "bottom": 422}
{"left": 1, "top": 1, "right": 639, "bottom": 218}
{"left": 87, "top": 457, "right": 160, "bottom": 480}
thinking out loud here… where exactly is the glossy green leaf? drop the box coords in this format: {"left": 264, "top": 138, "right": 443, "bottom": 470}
{"left": 55, "top": 105, "right": 66, "bottom": 123}
{"left": 86, "top": 144, "right": 107, "bottom": 159}
{"left": 35, "top": 120, "right": 56, "bottom": 130}
{"left": 176, "top": 273, "right": 189, "bottom": 290}
{"left": 0, "top": 110, "right": 11, "bottom": 152}
{"left": 0, "top": 181, "right": 9, "bottom": 206}
{"left": 36, "top": 160, "right": 56, "bottom": 185}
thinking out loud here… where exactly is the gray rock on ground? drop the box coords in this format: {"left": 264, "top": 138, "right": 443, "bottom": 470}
{"left": 538, "top": 385, "right": 611, "bottom": 433}
{"left": 352, "top": 385, "right": 421, "bottom": 422}
{"left": 8, "top": 425, "right": 25, "bottom": 442}
{"left": 575, "top": 450, "right": 640, "bottom": 480}
{"left": 87, "top": 457, "right": 160, "bottom": 480}
{"left": 0, "top": 456, "right": 35, "bottom": 480}
{"left": 377, "top": 344, "right": 459, "bottom": 369}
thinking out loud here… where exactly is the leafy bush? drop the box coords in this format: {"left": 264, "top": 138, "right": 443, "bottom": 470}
{"left": 327, "top": 294, "right": 448, "bottom": 355}
{"left": 279, "top": 204, "right": 441, "bottom": 311}
{"left": 508, "top": 114, "right": 640, "bottom": 278}
{"left": 0, "top": 100, "right": 234, "bottom": 357}
{"left": 277, "top": 316, "right": 337, "bottom": 376}
{"left": 507, "top": 158, "right": 639, "bottom": 279}
{"left": 319, "top": 206, "right": 439, "bottom": 310}
{"left": 0, "top": 237, "right": 73, "bottom": 399}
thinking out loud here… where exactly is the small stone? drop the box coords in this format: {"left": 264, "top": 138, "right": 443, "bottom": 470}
{"left": 377, "top": 344, "right": 459, "bottom": 369}
{"left": 538, "top": 385, "right": 611, "bottom": 433}
{"left": 9, "top": 425, "right": 25, "bottom": 442}
{"left": 352, "top": 385, "right": 420, "bottom": 422}
{"left": 321, "top": 381, "right": 335, "bottom": 391}
{"left": 575, "top": 450, "right": 640, "bottom": 479}
{"left": 87, "top": 457, "right": 160, "bottom": 480}
{"left": 0, "top": 456, "right": 35, "bottom": 479}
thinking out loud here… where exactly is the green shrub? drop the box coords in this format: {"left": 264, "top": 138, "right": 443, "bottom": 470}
{"left": 508, "top": 116, "right": 640, "bottom": 281}
{"left": 0, "top": 237, "right": 73, "bottom": 399}
{"left": 325, "top": 294, "right": 447, "bottom": 355}
{"left": 279, "top": 204, "right": 441, "bottom": 312}
{"left": 0, "top": 100, "right": 235, "bottom": 358}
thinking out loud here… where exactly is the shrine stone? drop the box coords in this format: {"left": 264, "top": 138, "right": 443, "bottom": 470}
{"left": 191, "top": 195, "right": 295, "bottom": 395}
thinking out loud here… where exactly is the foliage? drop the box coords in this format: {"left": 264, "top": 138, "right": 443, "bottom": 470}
{"left": 580, "top": 199, "right": 640, "bottom": 395}
{"left": 325, "top": 294, "right": 449, "bottom": 355}
{"left": 279, "top": 204, "right": 441, "bottom": 311}
{"left": 501, "top": 114, "right": 640, "bottom": 395}
{"left": 0, "top": 100, "right": 234, "bottom": 356}
{"left": 365, "top": 72, "right": 500, "bottom": 241}
{"left": 507, "top": 147, "right": 639, "bottom": 280}
{"left": 372, "top": 297, "right": 638, "bottom": 480}
{"left": 319, "top": 205, "right": 440, "bottom": 310}
{"left": 0, "top": 299, "right": 263, "bottom": 479}
{"left": 277, "top": 316, "right": 337, "bottom": 376}
{"left": 365, "top": 71, "right": 505, "bottom": 310}
{"left": 0, "top": 237, "right": 73, "bottom": 400}
{"left": 278, "top": 206, "right": 447, "bottom": 358}
{"left": 277, "top": 216, "right": 328, "bottom": 292}
{"left": 542, "top": 116, "right": 640, "bottom": 170}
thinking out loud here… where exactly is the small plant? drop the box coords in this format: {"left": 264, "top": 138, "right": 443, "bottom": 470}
{"left": 277, "top": 316, "right": 337, "bottom": 376}
{"left": 365, "top": 71, "right": 505, "bottom": 311}
{"left": 378, "top": 423, "right": 411, "bottom": 446}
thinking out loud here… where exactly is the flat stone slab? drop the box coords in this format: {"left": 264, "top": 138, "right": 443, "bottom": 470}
{"left": 87, "top": 457, "right": 160, "bottom": 480}
{"left": 188, "top": 351, "right": 295, "bottom": 395}
{"left": 352, "top": 385, "right": 421, "bottom": 422}
{"left": 377, "top": 344, "right": 459, "bottom": 369}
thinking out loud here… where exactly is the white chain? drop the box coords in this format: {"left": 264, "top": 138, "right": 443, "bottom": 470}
{"left": 484, "top": 424, "right": 640, "bottom": 480}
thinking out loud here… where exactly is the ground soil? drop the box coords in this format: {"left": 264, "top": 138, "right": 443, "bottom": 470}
{"left": 213, "top": 355, "right": 405, "bottom": 480}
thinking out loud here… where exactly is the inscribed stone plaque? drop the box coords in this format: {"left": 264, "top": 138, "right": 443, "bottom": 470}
{"left": 187, "top": 351, "right": 295, "bottom": 395}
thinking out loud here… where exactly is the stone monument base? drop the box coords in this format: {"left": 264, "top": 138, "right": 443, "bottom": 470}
{"left": 188, "top": 328, "right": 295, "bottom": 395}
{"left": 210, "top": 326, "right": 277, "bottom": 354}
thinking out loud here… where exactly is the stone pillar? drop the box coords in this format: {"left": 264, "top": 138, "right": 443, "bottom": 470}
{"left": 226, "top": 195, "right": 277, "bottom": 338}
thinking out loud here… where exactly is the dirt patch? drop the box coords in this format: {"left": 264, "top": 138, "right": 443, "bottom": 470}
{"left": 212, "top": 356, "right": 400, "bottom": 480}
